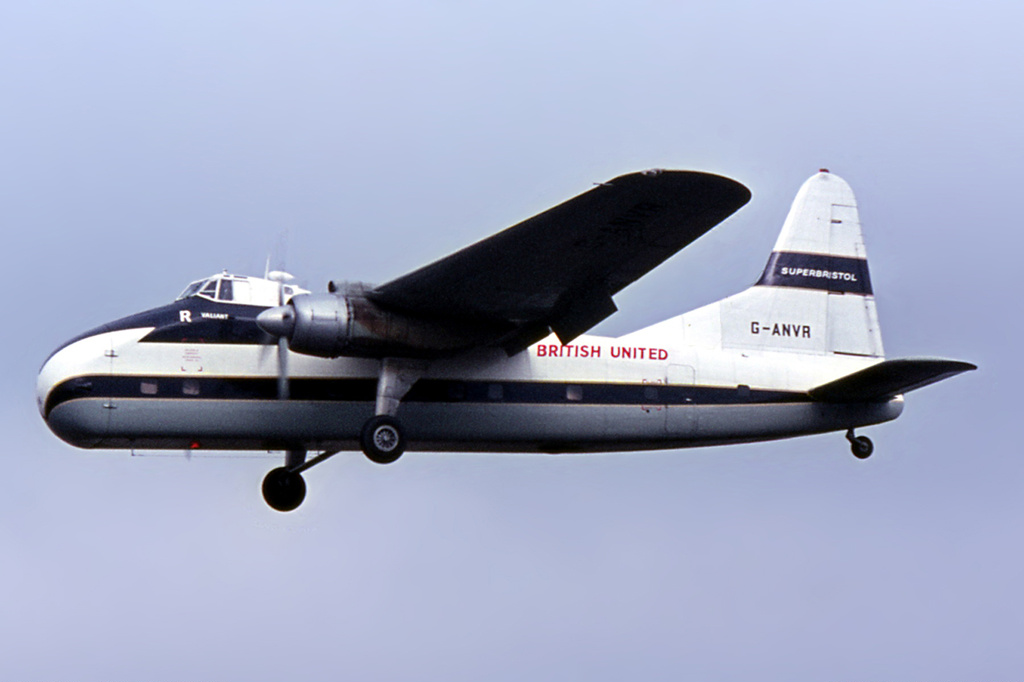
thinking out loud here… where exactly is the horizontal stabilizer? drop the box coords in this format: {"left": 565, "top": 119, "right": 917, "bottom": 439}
{"left": 809, "top": 358, "right": 976, "bottom": 403}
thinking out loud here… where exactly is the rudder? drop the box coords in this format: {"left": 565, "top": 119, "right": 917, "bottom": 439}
{"left": 717, "top": 170, "right": 884, "bottom": 357}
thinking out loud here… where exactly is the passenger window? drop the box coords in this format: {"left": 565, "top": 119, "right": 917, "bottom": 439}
{"left": 643, "top": 386, "right": 658, "bottom": 401}
{"left": 567, "top": 384, "right": 583, "bottom": 401}
{"left": 140, "top": 381, "right": 158, "bottom": 395}
{"left": 182, "top": 380, "right": 200, "bottom": 396}
{"left": 447, "top": 382, "right": 466, "bottom": 401}
{"left": 218, "top": 279, "right": 233, "bottom": 301}
{"left": 487, "top": 383, "right": 503, "bottom": 401}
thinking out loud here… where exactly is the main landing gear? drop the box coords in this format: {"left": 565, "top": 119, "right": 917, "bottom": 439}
{"left": 261, "top": 359, "right": 424, "bottom": 511}
{"left": 846, "top": 429, "right": 874, "bottom": 459}
{"left": 262, "top": 466, "right": 306, "bottom": 512}
{"left": 358, "top": 358, "right": 424, "bottom": 466}
{"left": 361, "top": 415, "right": 405, "bottom": 464}
{"left": 261, "top": 448, "right": 340, "bottom": 512}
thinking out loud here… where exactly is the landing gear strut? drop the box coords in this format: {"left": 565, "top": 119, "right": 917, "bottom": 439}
{"left": 846, "top": 429, "right": 874, "bottom": 459}
{"left": 261, "top": 358, "right": 425, "bottom": 510}
{"left": 261, "top": 448, "right": 340, "bottom": 512}
{"left": 358, "top": 358, "right": 424, "bottom": 465}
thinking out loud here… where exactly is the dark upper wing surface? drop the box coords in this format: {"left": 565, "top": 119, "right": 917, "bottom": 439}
{"left": 369, "top": 170, "right": 750, "bottom": 344}
{"left": 809, "top": 358, "right": 977, "bottom": 403}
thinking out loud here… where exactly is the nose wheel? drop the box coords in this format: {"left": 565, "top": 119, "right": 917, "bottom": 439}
{"left": 846, "top": 429, "right": 874, "bottom": 459}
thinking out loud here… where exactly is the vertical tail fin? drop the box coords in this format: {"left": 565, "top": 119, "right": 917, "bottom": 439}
{"left": 715, "top": 171, "right": 884, "bottom": 357}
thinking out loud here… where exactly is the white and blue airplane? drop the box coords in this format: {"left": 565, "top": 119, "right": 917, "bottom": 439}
{"left": 37, "top": 169, "right": 975, "bottom": 511}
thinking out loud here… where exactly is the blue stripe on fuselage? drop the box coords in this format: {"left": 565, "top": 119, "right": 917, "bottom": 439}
{"left": 44, "top": 375, "right": 809, "bottom": 418}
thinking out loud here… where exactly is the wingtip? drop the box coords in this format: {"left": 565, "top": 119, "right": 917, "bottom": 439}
{"left": 625, "top": 169, "right": 751, "bottom": 205}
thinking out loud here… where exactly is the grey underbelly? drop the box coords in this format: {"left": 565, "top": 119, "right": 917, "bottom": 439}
{"left": 48, "top": 397, "right": 903, "bottom": 453}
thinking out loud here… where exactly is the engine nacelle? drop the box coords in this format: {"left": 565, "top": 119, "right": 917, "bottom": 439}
{"left": 288, "top": 293, "right": 352, "bottom": 358}
{"left": 257, "top": 292, "right": 492, "bottom": 358}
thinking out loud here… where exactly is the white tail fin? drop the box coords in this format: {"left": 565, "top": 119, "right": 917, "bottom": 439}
{"left": 673, "top": 171, "right": 884, "bottom": 357}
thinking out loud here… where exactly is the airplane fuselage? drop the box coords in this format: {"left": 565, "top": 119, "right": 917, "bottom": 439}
{"left": 38, "top": 294, "right": 902, "bottom": 455}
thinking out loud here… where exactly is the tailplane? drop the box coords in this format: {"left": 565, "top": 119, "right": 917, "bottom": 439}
{"left": 808, "top": 358, "right": 977, "bottom": 402}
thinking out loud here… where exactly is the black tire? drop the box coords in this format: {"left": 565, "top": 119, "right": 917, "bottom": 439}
{"left": 361, "top": 415, "right": 405, "bottom": 464}
{"left": 262, "top": 467, "right": 307, "bottom": 512}
{"left": 851, "top": 435, "right": 874, "bottom": 459}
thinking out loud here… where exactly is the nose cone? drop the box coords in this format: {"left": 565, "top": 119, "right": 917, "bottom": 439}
{"left": 37, "top": 331, "right": 115, "bottom": 447}
{"left": 257, "top": 305, "right": 296, "bottom": 338}
{"left": 36, "top": 360, "right": 52, "bottom": 419}
{"left": 38, "top": 334, "right": 106, "bottom": 416}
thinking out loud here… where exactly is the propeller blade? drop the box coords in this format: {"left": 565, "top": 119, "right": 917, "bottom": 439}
{"left": 261, "top": 265, "right": 296, "bottom": 401}
{"left": 277, "top": 335, "right": 289, "bottom": 400}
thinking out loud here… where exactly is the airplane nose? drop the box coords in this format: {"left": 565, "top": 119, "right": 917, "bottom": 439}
{"left": 37, "top": 331, "right": 115, "bottom": 448}
{"left": 36, "top": 365, "right": 49, "bottom": 419}
{"left": 256, "top": 305, "right": 296, "bottom": 339}
{"left": 37, "top": 348, "right": 70, "bottom": 420}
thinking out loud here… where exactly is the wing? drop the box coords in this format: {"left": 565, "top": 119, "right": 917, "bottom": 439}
{"left": 369, "top": 170, "right": 751, "bottom": 348}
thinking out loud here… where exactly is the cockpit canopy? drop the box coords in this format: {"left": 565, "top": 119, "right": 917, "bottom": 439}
{"left": 176, "top": 272, "right": 309, "bottom": 306}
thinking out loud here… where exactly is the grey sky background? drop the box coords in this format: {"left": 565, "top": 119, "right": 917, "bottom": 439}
{"left": 2, "top": 2, "right": 1020, "bottom": 680}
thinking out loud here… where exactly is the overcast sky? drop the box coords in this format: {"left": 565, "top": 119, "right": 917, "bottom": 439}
{"left": 2, "top": 2, "right": 1021, "bottom": 680}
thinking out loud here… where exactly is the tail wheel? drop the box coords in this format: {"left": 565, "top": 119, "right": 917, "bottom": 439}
{"left": 851, "top": 435, "right": 874, "bottom": 459}
{"left": 262, "top": 467, "right": 307, "bottom": 511}
{"left": 361, "top": 415, "right": 405, "bottom": 464}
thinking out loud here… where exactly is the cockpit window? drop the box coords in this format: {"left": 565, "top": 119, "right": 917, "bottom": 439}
{"left": 175, "top": 272, "right": 307, "bottom": 306}
{"left": 177, "top": 277, "right": 223, "bottom": 301}
{"left": 177, "top": 280, "right": 204, "bottom": 300}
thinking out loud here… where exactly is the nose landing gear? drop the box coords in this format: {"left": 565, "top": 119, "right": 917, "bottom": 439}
{"left": 846, "top": 429, "right": 874, "bottom": 459}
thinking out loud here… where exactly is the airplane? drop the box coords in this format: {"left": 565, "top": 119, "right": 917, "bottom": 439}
{"left": 37, "top": 169, "right": 976, "bottom": 511}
